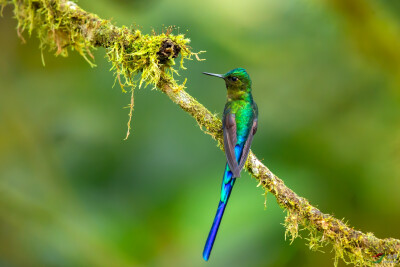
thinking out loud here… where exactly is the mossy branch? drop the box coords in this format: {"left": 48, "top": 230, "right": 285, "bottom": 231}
{"left": 157, "top": 77, "right": 400, "bottom": 266}
{"left": 2, "top": 0, "right": 399, "bottom": 265}
{"left": 2, "top": 0, "right": 197, "bottom": 139}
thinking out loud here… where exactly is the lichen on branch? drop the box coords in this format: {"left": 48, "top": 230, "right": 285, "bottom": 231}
{"left": 2, "top": 0, "right": 200, "bottom": 139}
{"left": 1, "top": 0, "right": 399, "bottom": 266}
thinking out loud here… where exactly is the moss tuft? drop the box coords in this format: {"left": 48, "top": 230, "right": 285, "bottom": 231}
{"left": 281, "top": 203, "right": 395, "bottom": 266}
{"left": 7, "top": 0, "right": 204, "bottom": 139}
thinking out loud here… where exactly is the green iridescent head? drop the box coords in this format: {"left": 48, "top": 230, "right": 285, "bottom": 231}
{"left": 203, "top": 68, "right": 252, "bottom": 100}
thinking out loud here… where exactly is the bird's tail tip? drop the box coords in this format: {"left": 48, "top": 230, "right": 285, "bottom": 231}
{"left": 202, "top": 236, "right": 213, "bottom": 261}
{"left": 202, "top": 200, "right": 228, "bottom": 262}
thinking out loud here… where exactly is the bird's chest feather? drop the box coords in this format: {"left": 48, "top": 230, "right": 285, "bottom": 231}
{"left": 227, "top": 101, "right": 254, "bottom": 143}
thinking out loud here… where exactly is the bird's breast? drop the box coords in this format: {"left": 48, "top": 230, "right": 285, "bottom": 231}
{"left": 230, "top": 101, "right": 254, "bottom": 144}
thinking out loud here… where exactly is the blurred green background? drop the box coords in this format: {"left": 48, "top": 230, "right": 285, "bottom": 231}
{"left": 1, "top": 0, "right": 400, "bottom": 266}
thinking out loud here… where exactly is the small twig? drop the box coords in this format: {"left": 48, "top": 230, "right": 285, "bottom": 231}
{"left": 124, "top": 87, "right": 135, "bottom": 140}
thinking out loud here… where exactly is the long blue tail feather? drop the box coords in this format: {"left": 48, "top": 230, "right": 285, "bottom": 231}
{"left": 203, "top": 168, "right": 236, "bottom": 261}
{"left": 203, "top": 145, "right": 243, "bottom": 261}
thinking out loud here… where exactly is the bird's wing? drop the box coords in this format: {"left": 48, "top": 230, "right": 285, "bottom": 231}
{"left": 223, "top": 113, "right": 241, "bottom": 177}
{"left": 238, "top": 118, "right": 258, "bottom": 171}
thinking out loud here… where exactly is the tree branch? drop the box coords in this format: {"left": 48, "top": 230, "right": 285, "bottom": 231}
{"left": 157, "top": 77, "right": 400, "bottom": 266}
{"left": 2, "top": 0, "right": 399, "bottom": 265}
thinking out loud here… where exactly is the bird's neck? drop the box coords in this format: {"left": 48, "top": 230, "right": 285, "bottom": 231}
{"left": 227, "top": 90, "right": 253, "bottom": 103}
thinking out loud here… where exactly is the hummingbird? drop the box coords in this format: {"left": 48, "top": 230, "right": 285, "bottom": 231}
{"left": 202, "top": 68, "right": 258, "bottom": 261}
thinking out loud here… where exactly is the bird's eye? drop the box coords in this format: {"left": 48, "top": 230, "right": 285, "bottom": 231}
{"left": 231, "top": 76, "right": 238, "bottom": 82}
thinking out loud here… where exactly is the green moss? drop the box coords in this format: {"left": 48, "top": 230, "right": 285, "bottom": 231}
{"left": 281, "top": 205, "right": 396, "bottom": 266}
{"left": 10, "top": 0, "right": 95, "bottom": 66}
{"left": 6, "top": 0, "right": 204, "bottom": 139}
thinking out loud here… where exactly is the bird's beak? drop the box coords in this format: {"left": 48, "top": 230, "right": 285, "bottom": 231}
{"left": 203, "top": 72, "right": 224, "bottom": 79}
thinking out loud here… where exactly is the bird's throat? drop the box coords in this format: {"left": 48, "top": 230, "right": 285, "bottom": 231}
{"left": 227, "top": 89, "right": 253, "bottom": 102}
